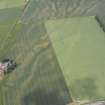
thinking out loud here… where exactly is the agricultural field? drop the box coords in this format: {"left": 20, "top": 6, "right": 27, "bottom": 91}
{"left": 0, "top": 0, "right": 105, "bottom": 105}
{"left": 45, "top": 16, "right": 105, "bottom": 103}
{"left": 0, "top": 6, "right": 25, "bottom": 59}
{"left": 0, "top": 0, "right": 25, "bottom": 9}
{"left": 0, "top": 20, "right": 71, "bottom": 105}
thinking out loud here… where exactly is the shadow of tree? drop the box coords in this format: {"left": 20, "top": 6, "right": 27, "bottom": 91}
{"left": 95, "top": 16, "right": 105, "bottom": 32}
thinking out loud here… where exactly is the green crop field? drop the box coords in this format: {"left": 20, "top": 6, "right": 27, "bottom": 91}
{"left": 0, "top": 6, "right": 25, "bottom": 59}
{"left": 0, "top": 20, "right": 71, "bottom": 105}
{"left": 0, "top": 0, "right": 105, "bottom": 105}
{"left": 45, "top": 16, "right": 105, "bottom": 103}
{"left": 0, "top": 2, "right": 71, "bottom": 105}
{"left": 0, "top": 0, "right": 25, "bottom": 9}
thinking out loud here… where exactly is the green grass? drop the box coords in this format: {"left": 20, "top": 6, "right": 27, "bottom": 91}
{"left": 0, "top": 0, "right": 25, "bottom": 9}
{"left": 0, "top": 6, "right": 24, "bottom": 23}
{"left": 45, "top": 16, "right": 105, "bottom": 103}
{"left": 0, "top": 6, "right": 24, "bottom": 59}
